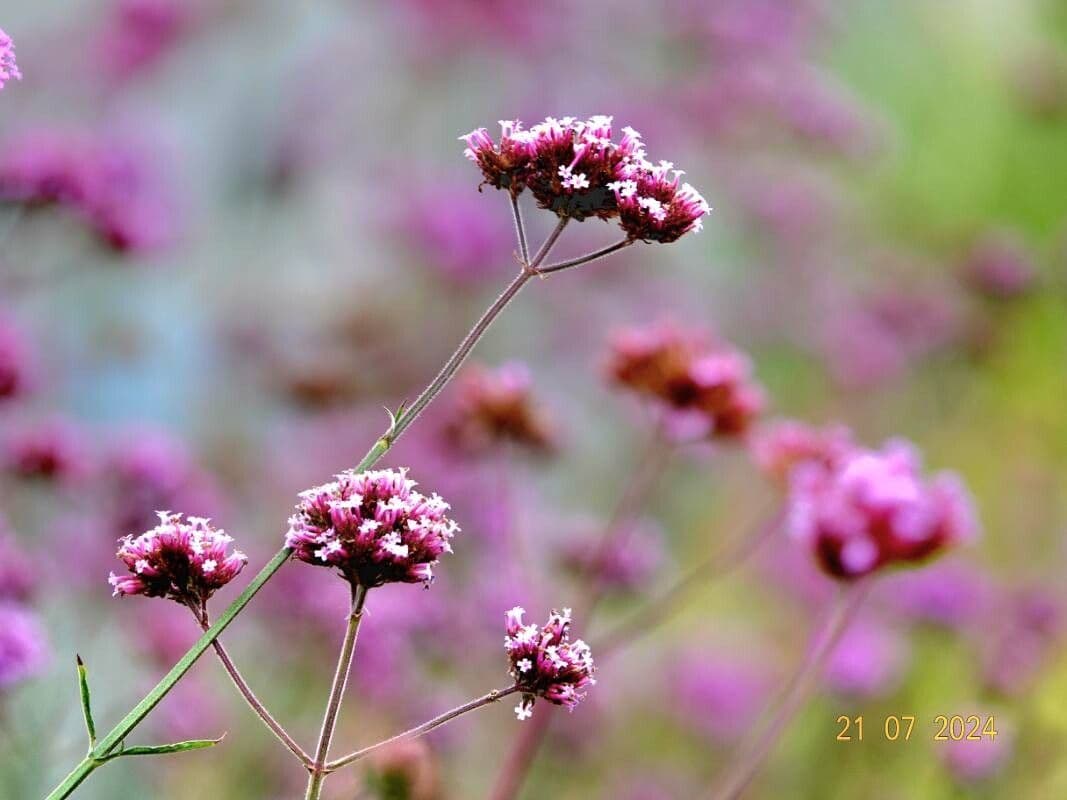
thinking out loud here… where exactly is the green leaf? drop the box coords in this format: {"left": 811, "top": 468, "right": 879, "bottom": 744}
{"left": 76, "top": 655, "right": 96, "bottom": 749}
{"left": 104, "top": 735, "right": 225, "bottom": 761}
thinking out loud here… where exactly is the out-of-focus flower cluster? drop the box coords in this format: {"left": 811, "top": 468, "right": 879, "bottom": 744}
{"left": 109, "top": 511, "right": 248, "bottom": 606}
{"left": 608, "top": 321, "right": 764, "bottom": 441}
{"left": 286, "top": 467, "right": 459, "bottom": 588}
{"left": 0, "top": 28, "right": 19, "bottom": 90}
{"left": 443, "top": 363, "right": 555, "bottom": 457}
{"left": 505, "top": 606, "right": 596, "bottom": 720}
{"left": 461, "top": 116, "right": 709, "bottom": 242}
{"left": 786, "top": 439, "right": 978, "bottom": 580}
{"left": 0, "top": 128, "right": 177, "bottom": 253}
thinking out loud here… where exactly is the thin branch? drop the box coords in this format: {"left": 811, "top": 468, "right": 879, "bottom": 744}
{"left": 326, "top": 686, "right": 518, "bottom": 774}
{"left": 707, "top": 581, "right": 871, "bottom": 800}
{"left": 189, "top": 603, "right": 312, "bottom": 767}
{"left": 528, "top": 217, "right": 569, "bottom": 270}
{"left": 510, "top": 195, "right": 530, "bottom": 266}
{"left": 305, "top": 584, "right": 370, "bottom": 800}
{"left": 537, "top": 238, "right": 634, "bottom": 275}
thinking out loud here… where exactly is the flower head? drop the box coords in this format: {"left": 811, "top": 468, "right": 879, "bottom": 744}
{"left": 443, "top": 363, "right": 555, "bottom": 456}
{"left": 4, "top": 418, "right": 90, "bottom": 482}
{"left": 286, "top": 467, "right": 459, "bottom": 588}
{"left": 110, "top": 512, "right": 247, "bottom": 606}
{"left": 505, "top": 606, "right": 596, "bottom": 719}
{"left": 751, "top": 419, "right": 855, "bottom": 487}
{"left": 0, "top": 604, "right": 48, "bottom": 690}
{"left": 786, "top": 439, "right": 978, "bottom": 580}
{"left": 0, "top": 29, "right": 20, "bottom": 91}
{"left": 608, "top": 322, "right": 763, "bottom": 440}
{"left": 461, "top": 116, "right": 709, "bottom": 238}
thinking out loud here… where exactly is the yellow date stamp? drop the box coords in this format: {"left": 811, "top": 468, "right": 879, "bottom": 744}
{"left": 835, "top": 714, "right": 997, "bottom": 742}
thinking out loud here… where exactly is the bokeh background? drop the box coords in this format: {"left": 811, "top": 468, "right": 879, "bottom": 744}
{"left": 2, "top": 0, "right": 1066, "bottom": 797}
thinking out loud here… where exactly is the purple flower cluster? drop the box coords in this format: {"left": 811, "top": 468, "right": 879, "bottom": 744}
{"left": 0, "top": 604, "right": 48, "bottom": 690}
{"left": 607, "top": 321, "right": 764, "bottom": 441}
{"left": 0, "top": 128, "right": 176, "bottom": 253}
{"left": 505, "top": 606, "right": 596, "bottom": 720}
{"left": 110, "top": 511, "right": 247, "bottom": 606}
{"left": 0, "top": 28, "right": 20, "bottom": 90}
{"left": 286, "top": 468, "right": 460, "bottom": 588}
{"left": 751, "top": 419, "right": 855, "bottom": 487}
{"left": 461, "top": 116, "right": 709, "bottom": 242}
{"left": 786, "top": 439, "right": 978, "bottom": 580}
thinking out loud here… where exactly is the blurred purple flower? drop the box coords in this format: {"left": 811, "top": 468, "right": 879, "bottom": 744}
{"left": 0, "top": 526, "right": 34, "bottom": 602}
{"left": 940, "top": 719, "right": 1013, "bottom": 783}
{"left": 750, "top": 418, "right": 854, "bottom": 488}
{"left": 3, "top": 417, "right": 91, "bottom": 482}
{"left": 961, "top": 231, "right": 1039, "bottom": 301}
{"left": 877, "top": 558, "right": 994, "bottom": 629}
{"left": 0, "top": 28, "right": 20, "bottom": 90}
{"left": 823, "top": 616, "right": 909, "bottom": 697}
{"left": 556, "top": 517, "right": 664, "bottom": 593}
{"left": 96, "top": 0, "right": 194, "bottom": 82}
{"left": 607, "top": 320, "right": 764, "bottom": 442}
{"left": 787, "top": 439, "right": 978, "bottom": 580}
{"left": 0, "top": 604, "right": 48, "bottom": 690}
{"left": 670, "top": 648, "right": 774, "bottom": 743}
{"left": 0, "top": 314, "right": 32, "bottom": 402}
{"left": 0, "top": 127, "right": 179, "bottom": 254}
{"left": 822, "top": 289, "right": 962, "bottom": 389}
{"left": 981, "top": 587, "right": 1062, "bottom": 696}
{"left": 442, "top": 362, "right": 556, "bottom": 457}
{"left": 390, "top": 175, "right": 513, "bottom": 283}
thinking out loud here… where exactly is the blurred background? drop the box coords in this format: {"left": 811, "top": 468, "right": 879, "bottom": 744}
{"left": 1, "top": 0, "right": 1066, "bottom": 797}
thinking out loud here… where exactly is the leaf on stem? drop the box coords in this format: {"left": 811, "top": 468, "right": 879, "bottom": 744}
{"left": 75, "top": 655, "right": 96, "bottom": 749}
{"left": 103, "top": 734, "right": 226, "bottom": 761}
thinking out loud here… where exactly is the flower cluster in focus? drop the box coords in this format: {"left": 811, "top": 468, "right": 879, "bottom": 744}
{"left": 461, "top": 116, "right": 709, "bottom": 242}
{"left": 786, "top": 439, "right": 978, "bottom": 580}
{"left": 286, "top": 467, "right": 459, "bottom": 588}
{"left": 0, "top": 28, "right": 19, "bottom": 91}
{"left": 443, "top": 363, "right": 555, "bottom": 456}
{"left": 110, "top": 511, "right": 248, "bottom": 606}
{"left": 608, "top": 321, "right": 764, "bottom": 441}
{"left": 505, "top": 606, "right": 596, "bottom": 720}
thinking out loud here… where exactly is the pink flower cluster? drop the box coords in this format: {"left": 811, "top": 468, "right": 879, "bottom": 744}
{"left": 607, "top": 322, "right": 764, "bottom": 441}
{"left": 110, "top": 511, "right": 248, "bottom": 606}
{"left": 286, "top": 467, "right": 460, "bottom": 588}
{"left": 751, "top": 419, "right": 855, "bottom": 487}
{"left": 461, "top": 116, "right": 709, "bottom": 242}
{"left": 505, "top": 606, "right": 596, "bottom": 720}
{"left": 786, "top": 439, "right": 978, "bottom": 580}
{"left": 0, "top": 28, "right": 20, "bottom": 90}
{"left": 0, "top": 129, "right": 176, "bottom": 253}
{"left": 443, "top": 363, "right": 555, "bottom": 456}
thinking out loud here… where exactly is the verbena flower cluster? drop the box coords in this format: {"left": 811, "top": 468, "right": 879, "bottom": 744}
{"left": 286, "top": 467, "right": 460, "bottom": 588}
{"left": 751, "top": 419, "right": 855, "bottom": 487}
{"left": 109, "top": 511, "right": 248, "bottom": 606}
{"left": 443, "top": 363, "right": 555, "bottom": 456}
{"left": 505, "top": 606, "right": 596, "bottom": 720}
{"left": 461, "top": 116, "right": 710, "bottom": 242}
{"left": 608, "top": 321, "right": 764, "bottom": 440}
{"left": 786, "top": 439, "right": 978, "bottom": 580}
{"left": 0, "top": 28, "right": 19, "bottom": 91}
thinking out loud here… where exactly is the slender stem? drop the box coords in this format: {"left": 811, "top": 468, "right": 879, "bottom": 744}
{"left": 44, "top": 207, "right": 578, "bottom": 800}
{"left": 596, "top": 510, "right": 784, "bottom": 658}
{"left": 488, "top": 432, "right": 672, "bottom": 800}
{"left": 708, "top": 582, "right": 870, "bottom": 800}
{"left": 528, "top": 217, "right": 569, "bottom": 270}
{"left": 390, "top": 219, "right": 567, "bottom": 443}
{"left": 326, "top": 686, "right": 518, "bottom": 774}
{"left": 510, "top": 195, "right": 530, "bottom": 266}
{"left": 305, "top": 585, "right": 369, "bottom": 800}
{"left": 189, "top": 603, "right": 312, "bottom": 766}
{"left": 537, "top": 238, "right": 634, "bottom": 275}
